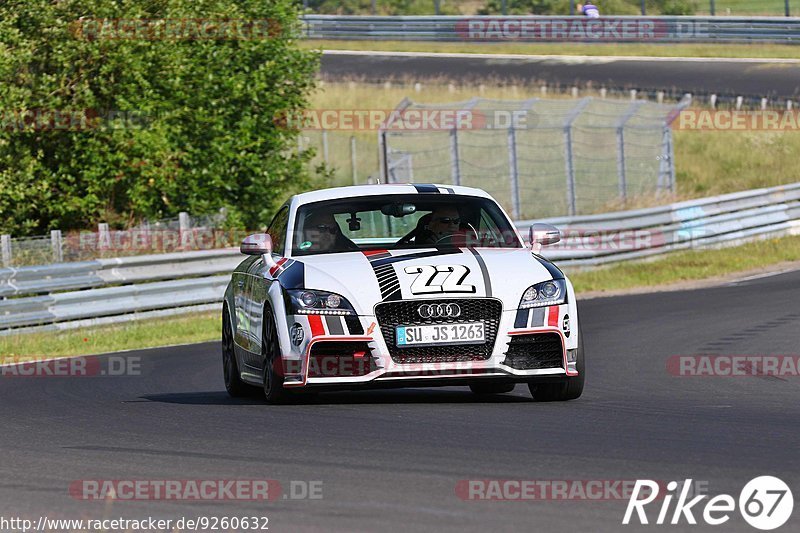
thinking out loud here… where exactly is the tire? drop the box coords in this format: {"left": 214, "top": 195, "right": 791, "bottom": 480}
{"left": 529, "top": 325, "right": 585, "bottom": 402}
{"left": 262, "top": 310, "right": 293, "bottom": 405}
{"left": 469, "top": 382, "right": 515, "bottom": 395}
{"left": 222, "top": 305, "right": 249, "bottom": 397}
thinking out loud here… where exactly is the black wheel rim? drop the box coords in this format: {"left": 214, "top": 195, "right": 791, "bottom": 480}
{"left": 222, "top": 312, "right": 233, "bottom": 386}
{"left": 263, "top": 317, "right": 275, "bottom": 397}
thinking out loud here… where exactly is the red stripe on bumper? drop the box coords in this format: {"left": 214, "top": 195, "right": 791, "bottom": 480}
{"left": 547, "top": 306, "right": 559, "bottom": 327}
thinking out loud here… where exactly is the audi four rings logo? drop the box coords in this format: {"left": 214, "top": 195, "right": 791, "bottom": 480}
{"left": 418, "top": 303, "right": 462, "bottom": 319}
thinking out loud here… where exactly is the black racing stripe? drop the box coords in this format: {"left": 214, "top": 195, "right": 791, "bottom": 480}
{"left": 278, "top": 261, "right": 305, "bottom": 289}
{"left": 514, "top": 309, "right": 529, "bottom": 329}
{"left": 373, "top": 263, "right": 402, "bottom": 301}
{"left": 344, "top": 315, "right": 364, "bottom": 335}
{"left": 532, "top": 254, "right": 564, "bottom": 280}
{"left": 467, "top": 247, "right": 492, "bottom": 297}
{"left": 412, "top": 184, "right": 440, "bottom": 194}
{"left": 325, "top": 315, "right": 344, "bottom": 335}
{"left": 444, "top": 187, "right": 455, "bottom": 194}
{"left": 371, "top": 247, "right": 462, "bottom": 268}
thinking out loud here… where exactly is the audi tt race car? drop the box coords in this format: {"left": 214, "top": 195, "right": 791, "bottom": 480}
{"left": 222, "top": 184, "right": 584, "bottom": 403}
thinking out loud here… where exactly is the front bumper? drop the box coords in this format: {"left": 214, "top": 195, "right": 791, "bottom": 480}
{"left": 283, "top": 304, "right": 578, "bottom": 388}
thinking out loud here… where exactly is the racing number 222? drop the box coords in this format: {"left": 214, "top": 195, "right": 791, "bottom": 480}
{"left": 405, "top": 265, "right": 476, "bottom": 294}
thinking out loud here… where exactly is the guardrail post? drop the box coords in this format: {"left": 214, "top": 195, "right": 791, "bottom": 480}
{"left": 1, "top": 234, "right": 11, "bottom": 267}
{"left": 507, "top": 124, "right": 520, "bottom": 220}
{"left": 350, "top": 136, "right": 358, "bottom": 185}
{"left": 450, "top": 127, "right": 461, "bottom": 186}
{"left": 51, "top": 229, "right": 63, "bottom": 263}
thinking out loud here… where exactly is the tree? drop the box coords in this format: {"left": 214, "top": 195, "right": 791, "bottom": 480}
{"left": 0, "top": 0, "right": 320, "bottom": 235}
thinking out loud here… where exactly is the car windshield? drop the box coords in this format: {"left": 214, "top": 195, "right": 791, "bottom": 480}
{"left": 290, "top": 194, "right": 523, "bottom": 256}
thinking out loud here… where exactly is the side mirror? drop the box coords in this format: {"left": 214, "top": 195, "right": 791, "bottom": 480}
{"left": 528, "top": 223, "right": 561, "bottom": 246}
{"left": 240, "top": 233, "right": 273, "bottom": 255}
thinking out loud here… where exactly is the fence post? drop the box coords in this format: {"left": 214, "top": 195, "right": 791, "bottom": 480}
{"left": 1, "top": 234, "right": 11, "bottom": 267}
{"left": 615, "top": 101, "right": 644, "bottom": 205}
{"left": 507, "top": 124, "right": 520, "bottom": 220}
{"left": 350, "top": 135, "right": 358, "bottom": 185}
{"left": 640, "top": 0, "right": 646, "bottom": 15}
{"left": 787, "top": 0, "right": 791, "bottom": 17}
{"left": 449, "top": 127, "right": 461, "bottom": 186}
{"left": 668, "top": 128, "right": 676, "bottom": 193}
{"left": 710, "top": 0, "right": 715, "bottom": 16}
{"left": 564, "top": 126, "right": 577, "bottom": 217}
{"left": 51, "top": 229, "right": 63, "bottom": 263}
{"left": 322, "top": 130, "right": 329, "bottom": 164}
{"left": 562, "top": 98, "right": 591, "bottom": 217}
{"left": 657, "top": 127, "right": 675, "bottom": 194}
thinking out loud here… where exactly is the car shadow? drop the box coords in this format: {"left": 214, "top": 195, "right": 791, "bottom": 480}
{"left": 141, "top": 388, "right": 534, "bottom": 405}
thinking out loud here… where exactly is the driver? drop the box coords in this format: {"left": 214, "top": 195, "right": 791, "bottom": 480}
{"left": 417, "top": 206, "right": 462, "bottom": 245}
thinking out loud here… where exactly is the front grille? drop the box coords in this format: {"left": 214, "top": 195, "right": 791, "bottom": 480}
{"left": 375, "top": 298, "right": 502, "bottom": 364}
{"left": 504, "top": 333, "right": 563, "bottom": 370}
{"left": 308, "top": 341, "right": 377, "bottom": 378}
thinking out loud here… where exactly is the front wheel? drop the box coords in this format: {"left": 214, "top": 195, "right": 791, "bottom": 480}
{"left": 529, "top": 325, "right": 585, "bottom": 402}
{"left": 262, "top": 311, "right": 293, "bottom": 405}
{"left": 222, "top": 305, "right": 249, "bottom": 397}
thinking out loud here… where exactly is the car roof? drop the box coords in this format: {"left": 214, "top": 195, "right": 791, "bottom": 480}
{"left": 291, "top": 184, "right": 493, "bottom": 206}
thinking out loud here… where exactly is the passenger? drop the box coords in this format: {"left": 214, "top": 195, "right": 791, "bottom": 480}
{"left": 300, "top": 212, "right": 359, "bottom": 253}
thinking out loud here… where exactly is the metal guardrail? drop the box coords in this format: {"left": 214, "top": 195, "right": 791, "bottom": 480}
{"left": 302, "top": 15, "right": 800, "bottom": 44}
{"left": 2, "top": 183, "right": 800, "bottom": 333}
{"left": 526, "top": 183, "right": 800, "bottom": 266}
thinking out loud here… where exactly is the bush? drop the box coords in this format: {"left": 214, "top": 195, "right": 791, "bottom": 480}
{"left": 0, "top": 0, "right": 320, "bottom": 236}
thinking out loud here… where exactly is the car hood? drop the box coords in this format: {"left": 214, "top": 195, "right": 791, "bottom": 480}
{"left": 291, "top": 247, "right": 561, "bottom": 314}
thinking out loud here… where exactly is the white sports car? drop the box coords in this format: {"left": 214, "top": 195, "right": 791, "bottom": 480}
{"left": 222, "top": 184, "right": 584, "bottom": 403}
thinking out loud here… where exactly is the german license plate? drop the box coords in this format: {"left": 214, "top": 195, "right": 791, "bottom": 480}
{"left": 396, "top": 322, "right": 485, "bottom": 348}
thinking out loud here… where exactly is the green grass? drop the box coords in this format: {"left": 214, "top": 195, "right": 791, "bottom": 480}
{"left": 303, "top": 40, "right": 800, "bottom": 60}
{"left": 567, "top": 234, "right": 800, "bottom": 293}
{"left": 1, "top": 312, "right": 220, "bottom": 361}
{"left": 4, "top": 235, "right": 800, "bottom": 357}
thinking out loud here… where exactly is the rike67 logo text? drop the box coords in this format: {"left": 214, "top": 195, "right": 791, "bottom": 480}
{"left": 623, "top": 477, "right": 793, "bottom": 530}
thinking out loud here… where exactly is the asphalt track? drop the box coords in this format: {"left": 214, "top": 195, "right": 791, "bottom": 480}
{"left": 2, "top": 269, "right": 799, "bottom": 532}
{"left": 320, "top": 50, "right": 800, "bottom": 100}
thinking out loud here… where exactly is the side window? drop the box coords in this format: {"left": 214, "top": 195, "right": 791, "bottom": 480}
{"left": 266, "top": 206, "right": 289, "bottom": 256}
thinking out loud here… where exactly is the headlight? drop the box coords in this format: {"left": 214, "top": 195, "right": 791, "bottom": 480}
{"left": 286, "top": 289, "right": 356, "bottom": 316}
{"left": 519, "top": 279, "right": 566, "bottom": 309}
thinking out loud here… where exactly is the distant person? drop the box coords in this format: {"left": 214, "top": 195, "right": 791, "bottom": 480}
{"left": 576, "top": 2, "right": 600, "bottom": 18}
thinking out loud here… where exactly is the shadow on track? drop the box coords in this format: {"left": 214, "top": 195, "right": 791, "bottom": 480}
{"left": 141, "top": 388, "right": 535, "bottom": 405}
